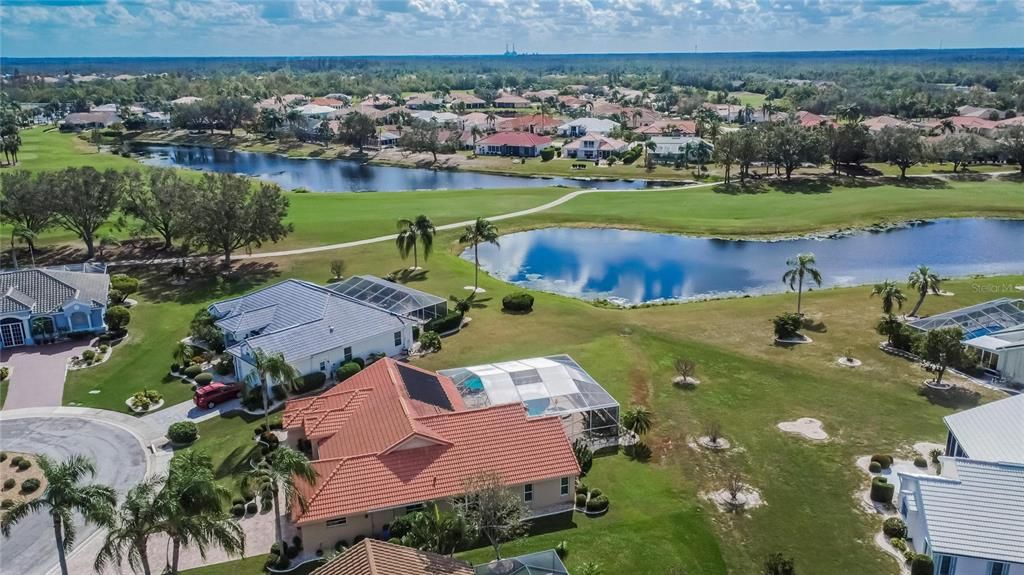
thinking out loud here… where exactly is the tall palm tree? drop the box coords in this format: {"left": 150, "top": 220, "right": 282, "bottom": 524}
{"left": 401, "top": 503, "right": 471, "bottom": 556}
{"left": 485, "top": 111, "right": 497, "bottom": 129}
{"left": 173, "top": 341, "right": 194, "bottom": 367}
{"left": 395, "top": 215, "right": 436, "bottom": 270}
{"left": 470, "top": 125, "right": 484, "bottom": 156}
{"left": 621, "top": 405, "right": 653, "bottom": 436}
{"left": 907, "top": 265, "right": 942, "bottom": 317}
{"left": 871, "top": 280, "right": 908, "bottom": 315}
{"left": 782, "top": 253, "right": 823, "bottom": 315}
{"left": 243, "top": 447, "right": 317, "bottom": 546}
{"left": 876, "top": 314, "right": 904, "bottom": 346}
{"left": 95, "top": 477, "right": 164, "bottom": 575}
{"left": 459, "top": 218, "right": 500, "bottom": 293}
{"left": 245, "top": 349, "right": 299, "bottom": 430}
{"left": 645, "top": 139, "right": 657, "bottom": 169}
{"left": 1, "top": 455, "right": 117, "bottom": 575}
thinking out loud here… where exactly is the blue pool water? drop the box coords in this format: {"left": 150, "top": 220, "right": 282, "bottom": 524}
{"left": 964, "top": 326, "right": 1005, "bottom": 339}
{"left": 465, "top": 219, "right": 1024, "bottom": 304}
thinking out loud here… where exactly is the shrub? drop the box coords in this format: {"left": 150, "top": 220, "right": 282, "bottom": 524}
{"left": 292, "top": 535, "right": 303, "bottom": 549}
{"left": 575, "top": 493, "right": 587, "bottom": 507}
{"left": 424, "top": 310, "right": 464, "bottom": 334}
{"left": 183, "top": 365, "right": 203, "bottom": 378}
{"left": 17, "top": 459, "right": 31, "bottom": 471}
{"left": 110, "top": 274, "right": 140, "bottom": 301}
{"left": 167, "top": 421, "right": 199, "bottom": 444}
{"left": 0, "top": 452, "right": 5, "bottom": 462}
{"left": 271, "top": 385, "right": 287, "bottom": 401}
{"left": 883, "top": 517, "right": 908, "bottom": 538}
{"left": 540, "top": 147, "right": 555, "bottom": 161}
{"left": 231, "top": 504, "right": 244, "bottom": 517}
{"left": 585, "top": 495, "right": 609, "bottom": 513}
{"left": 259, "top": 431, "right": 280, "bottom": 449}
{"left": 336, "top": 362, "right": 362, "bottom": 382}
{"left": 0, "top": 367, "right": 7, "bottom": 381}
{"left": 170, "top": 363, "right": 180, "bottom": 373}
{"left": 555, "top": 540, "right": 568, "bottom": 559}
{"left": 418, "top": 330, "right": 442, "bottom": 353}
{"left": 890, "top": 538, "right": 908, "bottom": 552}
{"left": 589, "top": 488, "right": 602, "bottom": 498}
{"left": 870, "top": 454, "right": 893, "bottom": 469}
{"left": 575, "top": 481, "right": 589, "bottom": 495}
{"left": 910, "top": 554, "right": 934, "bottom": 575}
{"left": 292, "top": 372, "right": 326, "bottom": 394}
{"left": 502, "top": 292, "right": 535, "bottom": 313}
{"left": 389, "top": 514, "right": 415, "bottom": 539}
{"left": 868, "top": 461, "right": 882, "bottom": 473}
{"left": 245, "top": 501, "right": 258, "bottom": 514}
{"left": 285, "top": 543, "right": 300, "bottom": 558}
{"left": 913, "top": 456, "right": 928, "bottom": 468}
{"left": 231, "top": 497, "right": 244, "bottom": 506}
{"left": 3, "top": 478, "right": 15, "bottom": 490}
{"left": 870, "top": 477, "right": 895, "bottom": 504}
{"left": 216, "top": 356, "right": 234, "bottom": 376}
{"left": 772, "top": 312, "right": 803, "bottom": 339}
{"left": 82, "top": 349, "right": 96, "bottom": 362}
{"left": 10, "top": 455, "right": 23, "bottom": 466}
{"left": 351, "top": 357, "right": 365, "bottom": 369}
{"left": 334, "top": 540, "right": 348, "bottom": 553}
{"left": 1, "top": 499, "right": 12, "bottom": 509}
{"left": 99, "top": 344, "right": 109, "bottom": 353}
{"left": 21, "top": 478, "right": 40, "bottom": 493}
{"left": 194, "top": 373, "right": 214, "bottom": 386}
{"left": 105, "top": 305, "right": 132, "bottom": 332}
{"left": 241, "top": 484, "right": 255, "bottom": 502}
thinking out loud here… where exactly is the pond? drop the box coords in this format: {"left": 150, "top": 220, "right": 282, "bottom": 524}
{"left": 130, "top": 143, "right": 662, "bottom": 192}
{"left": 465, "top": 219, "right": 1024, "bottom": 304}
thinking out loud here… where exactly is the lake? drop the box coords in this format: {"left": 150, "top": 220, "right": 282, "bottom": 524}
{"left": 465, "top": 219, "right": 1024, "bottom": 304}
{"left": 130, "top": 143, "right": 661, "bottom": 192}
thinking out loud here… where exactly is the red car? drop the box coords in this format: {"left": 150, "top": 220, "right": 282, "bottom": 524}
{"left": 193, "top": 382, "right": 242, "bottom": 409}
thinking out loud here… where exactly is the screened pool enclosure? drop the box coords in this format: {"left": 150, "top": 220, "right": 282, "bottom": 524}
{"left": 439, "top": 355, "right": 620, "bottom": 447}
{"left": 475, "top": 550, "right": 569, "bottom": 575}
{"left": 326, "top": 275, "right": 447, "bottom": 321}
{"left": 908, "top": 298, "right": 1024, "bottom": 339}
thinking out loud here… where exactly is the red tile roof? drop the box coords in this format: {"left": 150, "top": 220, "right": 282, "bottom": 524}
{"left": 635, "top": 119, "right": 697, "bottom": 135}
{"left": 497, "top": 114, "right": 561, "bottom": 132}
{"left": 494, "top": 94, "right": 530, "bottom": 104}
{"left": 950, "top": 115, "right": 998, "bottom": 130}
{"left": 311, "top": 539, "right": 474, "bottom": 575}
{"left": 312, "top": 98, "right": 346, "bottom": 107}
{"left": 476, "top": 131, "right": 553, "bottom": 148}
{"left": 795, "top": 111, "right": 836, "bottom": 128}
{"left": 285, "top": 359, "right": 578, "bottom": 524}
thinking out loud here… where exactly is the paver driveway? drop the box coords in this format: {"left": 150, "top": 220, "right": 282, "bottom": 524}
{"left": 0, "top": 415, "right": 149, "bottom": 575}
{"left": 1, "top": 341, "right": 94, "bottom": 409}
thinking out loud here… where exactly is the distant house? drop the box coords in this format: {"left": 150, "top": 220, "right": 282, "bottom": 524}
{"left": 207, "top": 278, "right": 445, "bottom": 384}
{"left": 411, "top": 110, "right": 460, "bottom": 125}
{"left": 957, "top": 105, "right": 1004, "bottom": 120}
{"left": 861, "top": 115, "right": 909, "bottom": 132}
{"left": 794, "top": 111, "right": 836, "bottom": 128}
{"left": 144, "top": 111, "right": 171, "bottom": 126}
{"left": 943, "top": 394, "right": 1024, "bottom": 463}
{"left": 60, "top": 111, "right": 121, "bottom": 131}
{"left": 494, "top": 94, "right": 531, "bottom": 109}
{"left": 562, "top": 133, "right": 629, "bottom": 160}
{"left": 310, "top": 539, "right": 474, "bottom": 575}
{"left": 311, "top": 97, "right": 348, "bottom": 110}
{"left": 459, "top": 112, "right": 503, "bottom": 130}
{"left": 496, "top": 114, "right": 561, "bottom": 134}
{"left": 283, "top": 358, "right": 579, "bottom": 550}
{"left": 648, "top": 136, "right": 714, "bottom": 163}
{"left": 446, "top": 92, "right": 487, "bottom": 109}
{"left": 557, "top": 117, "right": 618, "bottom": 137}
{"left": 897, "top": 457, "right": 1024, "bottom": 575}
{"left": 361, "top": 94, "right": 396, "bottom": 109}
{"left": 635, "top": 119, "right": 697, "bottom": 136}
{"left": 0, "top": 265, "right": 110, "bottom": 348}
{"left": 170, "top": 96, "right": 202, "bottom": 106}
{"left": 475, "top": 132, "right": 552, "bottom": 157}
{"left": 522, "top": 89, "right": 559, "bottom": 102}
{"left": 405, "top": 93, "right": 444, "bottom": 109}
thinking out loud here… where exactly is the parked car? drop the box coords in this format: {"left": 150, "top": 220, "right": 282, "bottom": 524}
{"left": 193, "top": 382, "right": 242, "bottom": 409}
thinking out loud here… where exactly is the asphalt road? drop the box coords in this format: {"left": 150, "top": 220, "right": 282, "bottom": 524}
{"left": 0, "top": 416, "right": 148, "bottom": 575}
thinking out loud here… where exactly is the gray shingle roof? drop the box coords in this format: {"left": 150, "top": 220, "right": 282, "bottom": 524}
{"left": 944, "top": 394, "right": 1024, "bottom": 465}
{"left": 908, "top": 458, "right": 1024, "bottom": 564}
{"left": 0, "top": 269, "right": 109, "bottom": 314}
{"left": 212, "top": 280, "right": 413, "bottom": 364}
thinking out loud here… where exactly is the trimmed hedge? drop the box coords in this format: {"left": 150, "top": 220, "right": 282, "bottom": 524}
{"left": 540, "top": 147, "right": 555, "bottom": 161}
{"left": 336, "top": 362, "right": 362, "bottom": 382}
{"left": 246, "top": 501, "right": 258, "bottom": 514}
{"left": 231, "top": 504, "right": 244, "bottom": 517}
{"left": 883, "top": 517, "right": 907, "bottom": 538}
{"left": 1, "top": 499, "right": 12, "bottom": 509}
{"left": 21, "top": 478, "right": 40, "bottom": 493}
{"left": 292, "top": 372, "right": 326, "bottom": 394}
{"left": 502, "top": 292, "right": 535, "bottom": 313}
{"left": 868, "top": 461, "right": 882, "bottom": 473}
{"left": 870, "top": 477, "right": 895, "bottom": 504}
{"left": 911, "top": 554, "right": 934, "bottom": 575}
{"left": 194, "top": 373, "right": 214, "bottom": 386}
{"left": 585, "top": 495, "right": 609, "bottom": 513}
{"left": 424, "top": 311, "right": 464, "bottom": 334}
{"left": 574, "top": 493, "right": 587, "bottom": 507}
{"left": 3, "top": 478, "right": 15, "bottom": 490}
{"left": 871, "top": 454, "right": 893, "bottom": 469}
{"left": 17, "top": 459, "right": 31, "bottom": 471}
{"left": 167, "top": 421, "right": 199, "bottom": 444}
{"left": 772, "top": 312, "right": 802, "bottom": 339}
{"left": 82, "top": 349, "right": 96, "bottom": 362}
{"left": 418, "top": 330, "right": 441, "bottom": 353}
{"left": 183, "top": 364, "right": 203, "bottom": 378}
{"left": 913, "top": 456, "right": 928, "bottom": 468}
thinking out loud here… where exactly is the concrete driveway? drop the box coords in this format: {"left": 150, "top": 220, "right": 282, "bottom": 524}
{"left": 0, "top": 414, "right": 151, "bottom": 575}
{"left": 1, "top": 340, "right": 94, "bottom": 409}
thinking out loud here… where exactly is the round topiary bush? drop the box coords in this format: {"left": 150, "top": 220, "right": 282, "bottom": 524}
{"left": 17, "top": 459, "right": 31, "bottom": 471}
{"left": 1, "top": 499, "right": 13, "bottom": 509}
{"left": 21, "top": 478, "right": 40, "bottom": 493}
{"left": 167, "top": 421, "right": 199, "bottom": 444}
{"left": 589, "top": 488, "right": 602, "bottom": 498}
{"left": 883, "top": 517, "right": 908, "bottom": 538}
{"left": 82, "top": 349, "right": 96, "bottom": 362}
{"left": 502, "top": 292, "right": 535, "bottom": 313}
{"left": 0, "top": 452, "right": 7, "bottom": 462}
{"left": 575, "top": 482, "right": 588, "bottom": 495}
{"left": 245, "top": 501, "right": 258, "bottom": 514}
{"left": 555, "top": 540, "right": 568, "bottom": 559}
{"left": 194, "top": 372, "right": 214, "bottom": 386}
{"left": 869, "top": 461, "right": 882, "bottom": 473}
{"left": 336, "top": 361, "right": 362, "bottom": 382}
{"left": 11, "top": 455, "right": 24, "bottom": 467}
{"left": 231, "top": 504, "right": 244, "bottom": 517}
{"left": 890, "top": 538, "right": 908, "bottom": 553}
{"left": 911, "top": 554, "right": 934, "bottom": 575}
{"left": 3, "top": 478, "right": 15, "bottom": 490}
{"left": 870, "top": 477, "right": 895, "bottom": 505}
{"left": 913, "top": 456, "right": 928, "bottom": 468}
{"left": 585, "top": 495, "right": 609, "bottom": 513}
{"left": 575, "top": 493, "right": 587, "bottom": 507}
{"left": 870, "top": 454, "right": 893, "bottom": 469}
{"left": 183, "top": 364, "right": 203, "bottom": 378}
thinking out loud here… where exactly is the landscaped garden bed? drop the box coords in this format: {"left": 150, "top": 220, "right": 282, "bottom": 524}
{"left": 0, "top": 452, "right": 47, "bottom": 511}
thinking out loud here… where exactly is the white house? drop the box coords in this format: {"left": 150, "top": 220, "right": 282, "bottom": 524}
{"left": 557, "top": 117, "right": 618, "bottom": 137}
{"left": 898, "top": 457, "right": 1024, "bottom": 575}
{"left": 943, "top": 394, "right": 1024, "bottom": 463}
{"left": 965, "top": 326, "right": 1024, "bottom": 388}
{"left": 208, "top": 278, "right": 444, "bottom": 385}
{"left": 648, "top": 136, "right": 714, "bottom": 163}
{"left": 562, "top": 133, "right": 629, "bottom": 160}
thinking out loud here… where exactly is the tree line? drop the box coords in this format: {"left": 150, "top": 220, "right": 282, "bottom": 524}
{"left": 0, "top": 168, "right": 292, "bottom": 264}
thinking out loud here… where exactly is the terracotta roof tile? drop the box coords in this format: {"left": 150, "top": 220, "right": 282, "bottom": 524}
{"left": 311, "top": 539, "right": 473, "bottom": 575}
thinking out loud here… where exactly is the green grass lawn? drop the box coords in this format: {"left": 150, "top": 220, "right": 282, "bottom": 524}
{"left": 729, "top": 91, "right": 768, "bottom": 107}
{"left": 12, "top": 127, "right": 140, "bottom": 172}
{"left": 181, "top": 555, "right": 271, "bottom": 575}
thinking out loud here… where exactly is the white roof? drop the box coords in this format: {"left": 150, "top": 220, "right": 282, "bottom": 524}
{"left": 901, "top": 458, "right": 1024, "bottom": 564}
{"left": 944, "top": 394, "right": 1024, "bottom": 464}
{"left": 965, "top": 326, "right": 1024, "bottom": 352}
{"left": 298, "top": 104, "right": 336, "bottom": 116}
{"left": 649, "top": 136, "right": 713, "bottom": 155}
{"left": 557, "top": 117, "right": 618, "bottom": 133}
{"left": 411, "top": 111, "right": 459, "bottom": 123}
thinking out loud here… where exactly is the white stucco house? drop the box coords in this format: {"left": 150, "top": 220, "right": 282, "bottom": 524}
{"left": 1, "top": 265, "right": 110, "bottom": 348}
{"left": 557, "top": 117, "right": 618, "bottom": 137}
{"left": 207, "top": 277, "right": 446, "bottom": 385}
{"left": 898, "top": 457, "right": 1024, "bottom": 575}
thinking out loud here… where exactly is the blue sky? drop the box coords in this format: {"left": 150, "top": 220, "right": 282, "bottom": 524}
{"left": 2, "top": 0, "right": 1023, "bottom": 58}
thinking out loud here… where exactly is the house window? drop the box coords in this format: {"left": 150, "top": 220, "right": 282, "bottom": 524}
{"left": 405, "top": 503, "right": 424, "bottom": 514}
{"left": 343, "top": 347, "right": 352, "bottom": 362}
{"left": 937, "top": 555, "right": 955, "bottom": 575}
{"left": 560, "top": 477, "right": 570, "bottom": 496}
{"left": 319, "top": 361, "right": 326, "bottom": 372}
{"left": 326, "top": 517, "right": 347, "bottom": 527}
{"left": 524, "top": 483, "right": 533, "bottom": 502}
{"left": 990, "top": 562, "right": 1009, "bottom": 575}
{"left": 394, "top": 331, "right": 402, "bottom": 346}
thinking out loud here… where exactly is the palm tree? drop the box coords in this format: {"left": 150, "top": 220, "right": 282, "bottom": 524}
{"left": 243, "top": 447, "right": 317, "bottom": 546}
{"left": 401, "top": 503, "right": 470, "bottom": 556}
{"left": 871, "top": 280, "right": 908, "bottom": 316}
{"left": 907, "top": 265, "right": 942, "bottom": 317}
{"left": 876, "top": 314, "right": 904, "bottom": 346}
{"left": 1, "top": 455, "right": 117, "bottom": 575}
{"left": 245, "top": 349, "right": 299, "bottom": 430}
{"left": 485, "top": 111, "right": 497, "bottom": 129}
{"left": 459, "top": 218, "right": 500, "bottom": 293}
{"left": 782, "top": 253, "right": 823, "bottom": 315}
{"left": 173, "top": 341, "right": 194, "bottom": 366}
{"left": 621, "top": 405, "right": 653, "bottom": 436}
{"left": 470, "top": 125, "right": 484, "bottom": 156}
{"left": 95, "top": 477, "right": 164, "bottom": 575}
{"left": 395, "top": 215, "right": 436, "bottom": 270}
{"left": 645, "top": 139, "right": 657, "bottom": 169}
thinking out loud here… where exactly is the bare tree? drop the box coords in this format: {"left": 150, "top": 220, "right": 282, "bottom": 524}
{"left": 704, "top": 421, "right": 723, "bottom": 447}
{"left": 461, "top": 472, "right": 528, "bottom": 560}
{"left": 675, "top": 358, "right": 696, "bottom": 383}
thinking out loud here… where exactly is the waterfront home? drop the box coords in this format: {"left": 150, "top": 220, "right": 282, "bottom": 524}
{"left": 557, "top": 117, "right": 618, "bottom": 137}
{"left": 562, "top": 133, "right": 629, "bottom": 160}
{"left": 635, "top": 119, "right": 697, "bottom": 136}
{"left": 475, "top": 132, "right": 552, "bottom": 157}
{"left": 283, "top": 359, "right": 579, "bottom": 549}
{"left": 0, "top": 265, "right": 110, "bottom": 348}
{"left": 943, "top": 394, "right": 1024, "bottom": 463}
{"left": 497, "top": 114, "right": 561, "bottom": 134}
{"left": 446, "top": 92, "right": 487, "bottom": 109}
{"left": 647, "top": 136, "right": 714, "bottom": 163}
{"left": 60, "top": 111, "right": 121, "bottom": 130}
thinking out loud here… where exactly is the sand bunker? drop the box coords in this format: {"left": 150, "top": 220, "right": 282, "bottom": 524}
{"left": 777, "top": 418, "right": 828, "bottom": 441}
